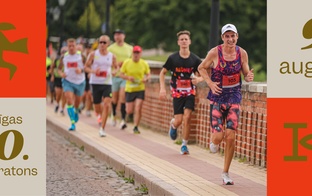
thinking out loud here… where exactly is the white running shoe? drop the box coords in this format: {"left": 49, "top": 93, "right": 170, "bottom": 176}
{"left": 99, "top": 128, "right": 106, "bottom": 137}
{"left": 209, "top": 142, "right": 219, "bottom": 153}
{"left": 111, "top": 116, "right": 117, "bottom": 126}
{"left": 222, "top": 172, "right": 234, "bottom": 185}
{"left": 120, "top": 120, "right": 127, "bottom": 130}
{"left": 86, "top": 110, "right": 91, "bottom": 117}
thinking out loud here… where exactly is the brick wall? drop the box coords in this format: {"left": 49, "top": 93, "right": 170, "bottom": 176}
{"left": 140, "top": 66, "right": 267, "bottom": 167}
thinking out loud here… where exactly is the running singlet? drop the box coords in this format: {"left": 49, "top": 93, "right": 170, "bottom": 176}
{"left": 163, "top": 52, "right": 202, "bottom": 98}
{"left": 207, "top": 45, "right": 242, "bottom": 104}
{"left": 89, "top": 49, "right": 113, "bottom": 85}
{"left": 63, "top": 51, "right": 85, "bottom": 84}
{"left": 53, "top": 58, "right": 63, "bottom": 78}
{"left": 46, "top": 56, "right": 52, "bottom": 78}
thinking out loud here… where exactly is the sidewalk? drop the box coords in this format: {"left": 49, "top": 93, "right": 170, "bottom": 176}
{"left": 46, "top": 103, "right": 266, "bottom": 196}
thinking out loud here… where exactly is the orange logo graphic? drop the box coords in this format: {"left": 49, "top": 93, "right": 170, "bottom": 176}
{"left": 0, "top": 23, "right": 28, "bottom": 79}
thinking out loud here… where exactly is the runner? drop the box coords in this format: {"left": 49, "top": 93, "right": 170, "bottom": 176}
{"left": 78, "top": 43, "right": 93, "bottom": 117}
{"left": 58, "top": 38, "right": 86, "bottom": 131}
{"left": 198, "top": 24, "right": 254, "bottom": 185}
{"left": 119, "top": 45, "right": 150, "bottom": 134}
{"left": 51, "top": 46, "right": 67, "bottom": 115}
{"left": 85, "top": 35, "right": 116, "bottom": 137}
{"left": 108, "top": 29, "right": 133, "bottom": 129}
{"left": 159, "top": 30, "right": 202, "bottom": 155}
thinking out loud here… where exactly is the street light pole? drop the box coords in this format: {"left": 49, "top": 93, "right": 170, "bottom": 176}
{"left": 58, "top": 0, "right": 66, "bottom": 56}
{"left": 105, "top": 0, "right": 111, "bottom": 36}
{"left": 86, "top": 0, "right": 90, "bottom": 44}
{"left": 208, "top": 0, "right": 220, "bottom": 50}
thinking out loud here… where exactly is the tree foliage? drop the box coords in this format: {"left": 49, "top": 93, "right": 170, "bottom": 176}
{"left": 110, "top": 0, "right": 266, "bottom": 71}
{"left": 47, "top": 0, "right": 266, "bottom": 71}
{"left": 77, "top": 1, "right": 101, "bottom": 36}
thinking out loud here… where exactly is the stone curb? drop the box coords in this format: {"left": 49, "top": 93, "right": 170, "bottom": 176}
{"left": 47, "top": 118, "right": 186, "bottom": 196}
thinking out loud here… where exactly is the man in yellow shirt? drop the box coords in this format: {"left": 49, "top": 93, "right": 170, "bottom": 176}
{"left": 119, "top": 46, "right": 150, "bottom": 134}
{"left": 108, "top": 29, "right": 133, "bottom": 129}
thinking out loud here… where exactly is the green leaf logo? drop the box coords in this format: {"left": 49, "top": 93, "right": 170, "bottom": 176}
{"left": 0, "top": 22, "right": 28, "bottom": 79}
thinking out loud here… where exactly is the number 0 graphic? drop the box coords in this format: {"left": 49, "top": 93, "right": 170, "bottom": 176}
{"left": 0, "top": 130, "right": 24, "bottom": 160}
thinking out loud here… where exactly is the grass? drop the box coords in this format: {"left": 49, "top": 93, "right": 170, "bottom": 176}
{"left": 135, "top": 184, "right": 149, "bottom": 194}
{"left": 116, "top": 170, "right": 125, "bottom": 178}
{"left": 238, "top": 157, "right": 247, "bottom": 163}
{"left": 124, "top": 176, "right": 135, "bottom": 184}
{"left": 142, "top": 54, "right": 169, "bottom": 62}
{"left": 174, "top": 139, "right": 182, "bottom": 145}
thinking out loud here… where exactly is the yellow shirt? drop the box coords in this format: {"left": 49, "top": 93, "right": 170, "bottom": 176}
{"left": 108, "top": 42, "right": 133, "bottom": 77}
{"left": 120, "top": 58, "right": 150, "bottom": 92}
{"left": 46, "top": 56, "right": 52, "bottom": 77}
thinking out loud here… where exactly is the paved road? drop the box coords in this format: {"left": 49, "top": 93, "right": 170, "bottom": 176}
{"left": 46, "top": 126, "right": 146, "bottom": 196}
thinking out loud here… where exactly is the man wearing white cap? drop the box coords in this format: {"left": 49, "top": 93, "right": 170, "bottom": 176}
{"left": 198, "top": 24, "right": 254, "bottom": 185}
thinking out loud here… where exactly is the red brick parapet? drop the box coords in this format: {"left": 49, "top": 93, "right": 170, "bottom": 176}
{"left": 141, "top": 63, "right": 267, "bottom": 167}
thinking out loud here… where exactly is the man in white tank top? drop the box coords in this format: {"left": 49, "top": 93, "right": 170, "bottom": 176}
{"left": 57, "top": 38, "right": 86, "bottom": 131}
{"left": 85, "top": 35, "right": 117, "bottom": 137}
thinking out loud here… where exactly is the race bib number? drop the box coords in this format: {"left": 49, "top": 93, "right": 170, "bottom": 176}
{"left": 96, "top": 71, "right": 107, "bottom": 77}
{"left": 67, "top": 62, "right": 78, "bottom": 68}
{"left": 222, "top": 73, "right": 240, "bottom": 88}
{"left": 177, "top": 79, "right": 191, "bottom": 91}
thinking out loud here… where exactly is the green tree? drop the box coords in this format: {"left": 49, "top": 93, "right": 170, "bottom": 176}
{"left": 47, "top": 0, "right": 266, "bottom": 77}
{"left": 110, "top": 0, "right": 266, "bottom": 73}
{"left": 77, "top": 0, "right": 102, "bottom": 37}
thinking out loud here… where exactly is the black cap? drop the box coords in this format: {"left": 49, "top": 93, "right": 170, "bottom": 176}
{"left": 113, "top": 29, "right": 125, "bottom": 34}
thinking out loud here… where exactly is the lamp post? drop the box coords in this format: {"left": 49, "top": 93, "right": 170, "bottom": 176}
{"left": 208, "top": 0, "right": 220, "bottom": 50}
{"left": 105, "top": 0, "right": 111, "bottom": 36}
{"left": 86, "top": 0, "right": 90, "bottom": 45}
{"left": 57, "top": 0, "right": 66, "bottom": 56}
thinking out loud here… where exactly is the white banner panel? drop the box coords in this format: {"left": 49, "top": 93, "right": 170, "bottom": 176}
{"left": 0, "top": 98, "right": 46, "bottom": 195}
{"left": 267, "top": 0, "right": 312, "bottom": 97}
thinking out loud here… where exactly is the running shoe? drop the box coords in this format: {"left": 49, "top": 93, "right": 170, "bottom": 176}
{"left": 99, "top": 128, "right": 106, "bottom": 137}
{"left": 97, "top": 114, "right": 102, "bottom": 126}
{"left": 222, "top": 172, "right": 234, "bottom": 185}
{"left": 120, "top": 120, "right": 127, "bottom": 130}
{"left": 68, "top": 124, "right": 76, "bottom": 131}
{"left": 60, "top": 110, "right": 65, "bottom": 116}
{"left": 169, "top": 118, "right": 177, "bottom": 140}
{"left": 79, "top": 103, "right": 85, "bottom": 111}
{"left": 54, "top": 105, "right": 59, "bottom": 113}
{"left": 110, "top": 114, "right": 116, "bottom": 126}
{"left": 86, "top": 110, "right": 91, "bottom": 117}
{"left": 180, "top": 145, "right": 189, "bottom": 155}
{"left": 210, "top": 142, "right": 219, "bottom": 153}
{"left": 133, "top": 126, "right": 140, "bottom": 134}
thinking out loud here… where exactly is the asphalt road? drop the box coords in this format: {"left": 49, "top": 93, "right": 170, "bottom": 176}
{"left": 46, "top": 126, "right": 146, "bottom": 196}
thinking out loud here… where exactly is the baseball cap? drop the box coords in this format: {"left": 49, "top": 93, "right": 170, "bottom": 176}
{"left": 221, "top": 24, "right": 237, "bottom": 35}
{"left": 113, "top": 29, "right": 125, "bottom": 34}
{"left": 133, "top": 45, "right": 142, "bottom": 53}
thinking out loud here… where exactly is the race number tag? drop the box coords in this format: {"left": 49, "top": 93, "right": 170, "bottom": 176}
{"left": 177, "top": 79, "right": 191, "bottom": 91}
{"left": 96, "top": 71, "right": 107, "bottom": 77}
{"left": 222, "top": 73, "right": 240, "bottom": 88}
{"left": 67, "top": 62, "right": 78, "bottom": 68}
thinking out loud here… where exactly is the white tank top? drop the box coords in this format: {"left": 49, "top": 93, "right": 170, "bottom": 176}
{"left": 89, "top": 49, "right": 113, "bottom": 85}
{"left": 63, "top": 52, "right": 85, "bottom": 84}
